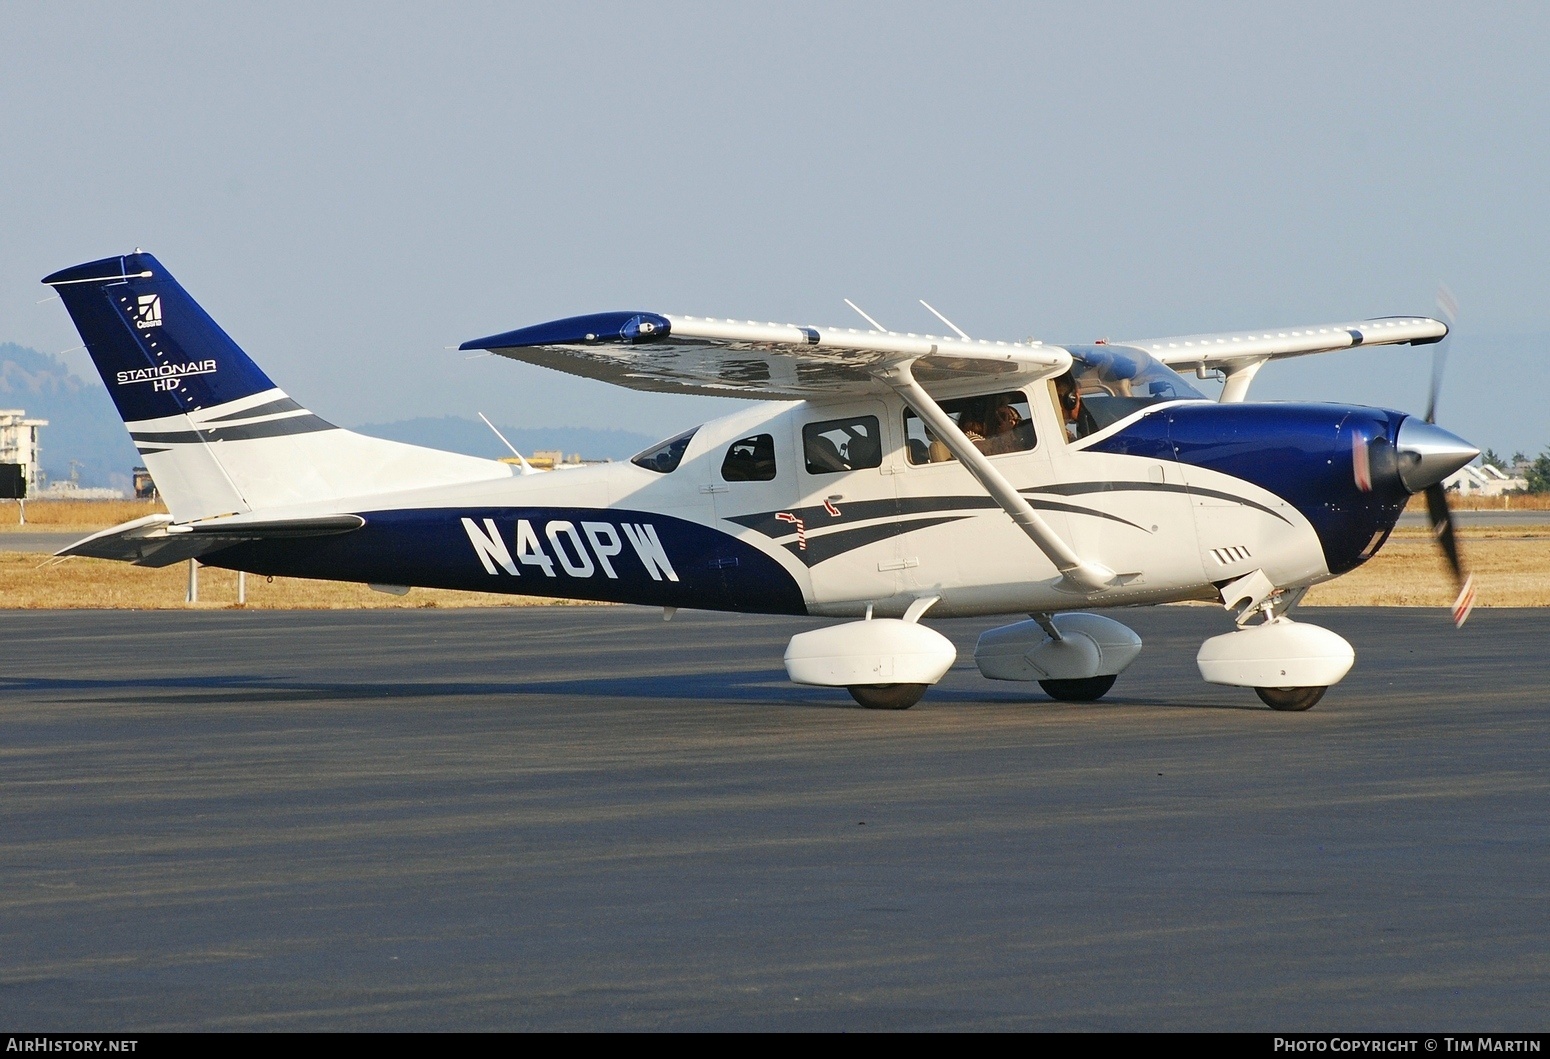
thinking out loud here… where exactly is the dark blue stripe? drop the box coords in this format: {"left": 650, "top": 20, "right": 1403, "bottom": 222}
{"left": 199, "top": 506, "right": 808, "bottom": 615}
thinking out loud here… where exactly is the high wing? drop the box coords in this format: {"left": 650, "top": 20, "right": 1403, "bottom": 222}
{"left": 1119, "top": 316, "right": 1447, "bottom": 372}
{"left": 459, "top": 312, "right": 1069, "bottom": 399}
{"left": 462, "top": 310, "right": 1118, "bottom": 590}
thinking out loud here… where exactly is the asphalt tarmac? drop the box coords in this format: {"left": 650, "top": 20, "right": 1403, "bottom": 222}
{"left": 1397, "top": 509, "right": 1550, "bottom": 528}
{"left": 1, "top": 605, "right": 1546, "bottom": 1031}
{"left": 0, "top": 532, "right": 89, "bottom": 553}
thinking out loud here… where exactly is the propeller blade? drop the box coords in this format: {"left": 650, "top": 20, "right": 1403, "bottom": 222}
{"left": 1424, "top": 481, "right": 1475, "bottom": 627}
{"left": 1425, "top": 284, "right": 1458, "bottom": 424}
{"left": 1352, "top": 430, "right": 1372, "bottom": 492}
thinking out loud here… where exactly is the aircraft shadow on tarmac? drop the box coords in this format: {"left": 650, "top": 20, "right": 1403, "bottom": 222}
{"left": 0, "top": 668, "right": 1262, "bottom": 712}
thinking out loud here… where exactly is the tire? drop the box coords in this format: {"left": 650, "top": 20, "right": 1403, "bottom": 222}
{"left": 1038, "top": 674, "right": 1117, "bottom": 702}
{"left": 1255, "top": 686, "right": 1327, "bottom": 712}
{"left": 848, "top": 683, "right": 928, "bottom": 710}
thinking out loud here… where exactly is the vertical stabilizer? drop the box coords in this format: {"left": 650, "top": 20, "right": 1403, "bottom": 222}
{"left": 45, "top": 252, "right": 509, "bottom": 521}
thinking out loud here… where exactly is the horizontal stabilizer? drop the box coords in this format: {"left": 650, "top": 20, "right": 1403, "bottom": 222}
{"left": 169, "top": 514, "right": 366, "bottom": 537}
{"left": 58, "top": 513, "right": 365, "bottom": 567}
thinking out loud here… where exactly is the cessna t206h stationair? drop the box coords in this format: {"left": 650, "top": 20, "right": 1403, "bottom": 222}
{"left": 47, "top": 252, "right": 1479, "bottom": 711}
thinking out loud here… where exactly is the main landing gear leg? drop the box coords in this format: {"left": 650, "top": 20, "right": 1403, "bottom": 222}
{"left": 975, "top": 613, "right": 1143, "bottom": 701}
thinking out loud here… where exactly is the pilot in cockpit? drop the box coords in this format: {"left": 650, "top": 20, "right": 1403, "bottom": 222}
{"left": 1054, "top": 371, "right": 1097, "bottom": 442}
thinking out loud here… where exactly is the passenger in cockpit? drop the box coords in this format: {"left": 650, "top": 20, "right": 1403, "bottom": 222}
{"left": 983, "top": 395, "right": 1025, "bottom": 455}
{"left": 959, "top": 411, "right": 990, "bottom": 454}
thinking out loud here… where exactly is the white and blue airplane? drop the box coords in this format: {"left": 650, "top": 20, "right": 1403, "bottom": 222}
{"left": 45, "top": 252, "right": 1479, "bottom": 711}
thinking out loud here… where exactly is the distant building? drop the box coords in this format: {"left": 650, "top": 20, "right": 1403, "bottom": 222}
{"left": 133, "top": 466, "right": 158, "bottom": 500}
{"left": 0, "top": 409, "right": 48, "bottom": 494}
{"left": 498, "top": 451, "right": 611, "bottom": 472}
{"left": 35, "top": 480, "right": 126, "bottom": 500}
{"left": 1445, "top": 463, "right": 1527, "bottom": 496}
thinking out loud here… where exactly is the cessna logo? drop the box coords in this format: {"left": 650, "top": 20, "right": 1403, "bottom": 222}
{"left": 133, "top": 294, "right": 162, "bottom": 329}
{"left": 116, "top": 359, "right": 218, "bottom": 392}
{"left": 462, "top": 517, "right": 679, "bottom": 582}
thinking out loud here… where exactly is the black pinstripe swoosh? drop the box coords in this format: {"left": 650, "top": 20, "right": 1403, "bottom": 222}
{"left": 1028, "top": 480, "right": 1292, "bottom": 524}
{"left": 130, "top": 414, "right": 337, "bottom": 445}
{"left": 201, "top": 396, "right": 308, "bottom": 423}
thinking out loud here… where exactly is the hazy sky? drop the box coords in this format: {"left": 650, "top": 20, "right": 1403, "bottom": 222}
{"left": 2, "top": 2, "right": 1547, "bottom": 454}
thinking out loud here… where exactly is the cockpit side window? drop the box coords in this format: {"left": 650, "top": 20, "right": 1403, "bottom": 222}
{"left": 803, "top": 416, "right": 882, "bottom": 474}
{"left": 631, "top": 426, "right": 699, "bottom": 474}
{"left": 721, "top": 434, "right": 777, "bottom": 481}
{"left": 902, "top": 390, "right": 1035, "bottom": 464}
{"left": 1056, "top": 345, "right": 1208, "bottom": 440}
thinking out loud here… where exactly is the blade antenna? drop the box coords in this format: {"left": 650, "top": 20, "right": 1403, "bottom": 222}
{"left": 478, "top": 412, "right": 537, "bottom": 475}
{"left": 919, "top": 299, "right": 971, "bottom": 340}
{"left": 843, "top": 299, "right": 888, "bottom": 333}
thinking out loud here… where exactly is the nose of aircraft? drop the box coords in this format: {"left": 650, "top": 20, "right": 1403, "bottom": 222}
{"left": 1395, "top": 418, "right": 1480, "bottom": 493}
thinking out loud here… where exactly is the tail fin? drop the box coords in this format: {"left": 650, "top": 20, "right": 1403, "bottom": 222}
{"left": 45, "top": 252, "right": 509, "bottom": 521}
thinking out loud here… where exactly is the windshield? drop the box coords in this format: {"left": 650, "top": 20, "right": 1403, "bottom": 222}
{"left": 631, "top": 426, "right": 699, "bottom": 473}
{"left": 1063, "top": 344, "right": 1207, "bottom": 432}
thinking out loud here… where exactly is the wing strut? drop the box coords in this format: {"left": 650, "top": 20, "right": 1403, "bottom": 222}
{"left": 877, "top": 361, "right": 1115, "bottom": 592}
{"left": 1218, "top": 357, "right": 1268, "bottom": 403}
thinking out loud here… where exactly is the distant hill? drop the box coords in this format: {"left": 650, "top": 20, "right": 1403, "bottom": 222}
{"left": 0, "top": 343, "right": 139, "bottom": 491}
{"left": 349, "top": 416, "right": 656, "bottom": 462}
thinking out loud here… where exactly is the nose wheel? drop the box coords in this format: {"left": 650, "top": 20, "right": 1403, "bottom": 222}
{"left": 1254, "top": 685, "right": 1327, "bottom": 711}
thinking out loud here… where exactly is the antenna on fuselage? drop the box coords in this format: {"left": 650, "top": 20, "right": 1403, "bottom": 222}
{"left": 918, "top": 299, "right": 971, "bottom": 340}
{"left": 478, "top": 412, "right": 537, "bottom": 475}
{"left": 843, "top": 298, "right": 888, "bottom": 332}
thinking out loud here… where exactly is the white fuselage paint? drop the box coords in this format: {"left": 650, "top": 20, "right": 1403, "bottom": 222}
{"left": 174, "top": 384, "right": 1326, "bottom": 619}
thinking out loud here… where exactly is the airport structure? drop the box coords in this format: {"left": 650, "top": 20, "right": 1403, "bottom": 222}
{"left": 1445, "top": 463, "right": 1528, "bottom": 496}
{"left": 0, "top": 409, "right": 48, "bottom": 494}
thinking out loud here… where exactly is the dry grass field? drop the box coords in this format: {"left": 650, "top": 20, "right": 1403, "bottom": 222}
{"left": 0, "top": 498, "right": 166, "bottom": 532}
{"left": 0, "top": 500, "right": 1544, "bottom": 610}
{"left": 0, "top": 553, "right": 586, "bottom": 609}
{"left": 1405, "top": 492, "right": 1550, "bottom": 512}
{"left": 1301, "top": 526, "right": 1550, "bottom": 607}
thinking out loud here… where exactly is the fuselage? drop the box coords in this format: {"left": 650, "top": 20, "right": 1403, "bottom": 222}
{"left": 199, "top": 384, "right": 1413, "bottom": 619}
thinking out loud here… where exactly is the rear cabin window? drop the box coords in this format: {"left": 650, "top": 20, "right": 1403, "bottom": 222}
{"left": 802, "top": 416, "right": 883, "bottom": 474}
{"left": 903, "top": 391, "right": 1035, "bottom": 464}
{"left": 721, "top": 434, "right": 777, "bottom": 481}
{"left": 630, "top": 426, "right": 698, "bottom": 474}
